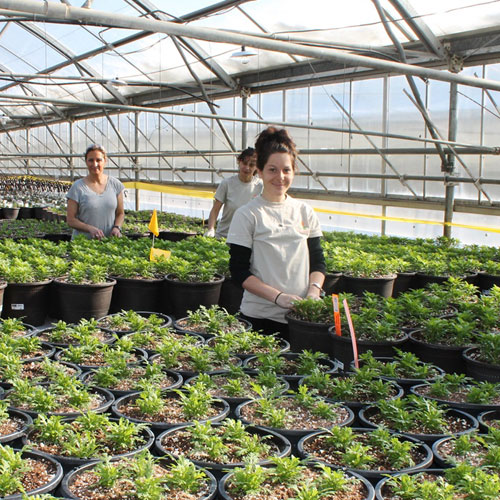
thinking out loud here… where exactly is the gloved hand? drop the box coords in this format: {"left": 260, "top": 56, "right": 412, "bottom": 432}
{"left": 204, "top": 228, "right": 215, "bottom": 237}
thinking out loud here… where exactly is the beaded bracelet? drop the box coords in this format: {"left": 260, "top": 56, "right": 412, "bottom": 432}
{"left": 274, "top": 292, "right": 283, "bottom": 304}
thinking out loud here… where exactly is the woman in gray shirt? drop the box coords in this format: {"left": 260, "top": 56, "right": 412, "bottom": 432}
{"left": 66, "top": 144, "right": 125, "bottom": 240}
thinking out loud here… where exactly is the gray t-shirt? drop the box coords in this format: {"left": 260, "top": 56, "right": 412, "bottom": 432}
{"left": 66, "top": 176, "right": 125, "bottom": 239}
{"left": 227, "top": 195, "right": 323, "bottom": 323}
{"left": 214, "top": 175, "right": 262, "bottom": 238}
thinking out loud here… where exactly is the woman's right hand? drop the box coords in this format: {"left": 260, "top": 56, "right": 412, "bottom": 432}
{"left": 89, "top": 226, "right": 105, "bottom": 240}
{"left": 275, "top": 292, "right": 302, "bottom": 309}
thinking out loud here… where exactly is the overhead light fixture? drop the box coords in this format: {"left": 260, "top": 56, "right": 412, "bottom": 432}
{"left": 231, "top": 45, "right": 257, "bottom": 65}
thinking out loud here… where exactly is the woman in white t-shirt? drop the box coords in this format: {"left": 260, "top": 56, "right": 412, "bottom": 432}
{"left": 66, "top": 144, "right": 125, "bottom": 240}
{"left": 204, "top": 148, "right": 261, "bottom": 239}
{"left": 226, "top": 127, "right": 326, "bottom": 339}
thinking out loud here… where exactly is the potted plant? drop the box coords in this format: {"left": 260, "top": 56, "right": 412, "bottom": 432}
{"left": 81, "top": 358, "right": 182, "bottom": 398}
{"left": 185, "top": 366, "right": 289, "bottom": 408}
{"left": 375, "top": 463, "right": 500, "bottom": 500}
{"left": 5, "top": 372, "right": 114, "bottom": 418}
{"left": 60, "top": 450, "right": 217, "bottom": 500}
{"left": 235, "top": 385, "right": 354, "bottom": 447}
{"left": 353, "top": 349, "right": 445, "bottom": 392}
{"left": 285, "top": 296, "right": 336, "bottom": 357}
{"left": 111, "top": 381, "right": 230, "bottom": 435}
{"left": 173, "top": 305, "right": 250, "bottom": 339}
{"left": 0, "top": 399, "right": 32, "bottom": 446}
{"left": 53, "top": 257, "right": 116, "bottom": 323}
{"left": 298, "top": 425, "right": 433, "bottom": 482}
{"left": 96, "top": 309, "right": 171, "bottom": 335}
{"left": 243, "top": 350, "right": 337, "bottom": 386}
{"left": 219, "top": 456, "right": 375, "bottom": 500}
{"left": 410, "top": 373, "right": 500, "bottom": 414}
{"left": 432, "top": 428, "right": 500, "bottom": 470}
{"left": 23, "top": 412, "right": 154, "bottom": 472}
{"left": 36, "top": 318, "right": 115, "bottom": 348}
{"left": 154, "top": 418, "right": 291, "bottom": 476}
{"left": 0, "top": 443, "right": 63, "bottom": 498}
{"left": 463, "top": 330, "right": 500, "bottom": 381}
{"left": 359, "top": 394, "right": 478, "bottom": 444}
{"left": 407, "top": 313, "right": 477, "bottom": 373}
{"left": 301, "top": 366, "right": 403, "bottom": 410}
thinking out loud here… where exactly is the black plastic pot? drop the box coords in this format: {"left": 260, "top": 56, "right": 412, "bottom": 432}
{"left": 218, "top": 467, "right": 374, "bottom": 500}
{"left": 358, "top": 405, "right": 478, "bottom": 444}
{"left": 463, "top": 346, "right": 500, "bottom": 382}
{"left": 80, "top": 367, "right": 182, "bottom": 399}
{"left": 0, "top": 409, "right": 32, "bottom": 446}
{"left": 243, "top": 352, "right": 338, "bottom": 387}
{"left": 218, "top": 277, "right": 244, "bottom": 315}
{"left": 408, "top": 330, "right": 469, "bottom": 374}
{"left": 478, "top": 271, "right": 500, "bottom": 291}
{"left": 410, "top": 382, "right": 500, "bottom": 415}
{"left": 173, "top": 315, "right": 251, "bottom": 340}
{"left": 6, "top": 386, "right": 115, "bottom": 419}
{"left": 111, "top": 390, "right": 230, "bottom": 436}
{"left": 1, "top": 449, "right": 64, "bottom": 499}
{"left": 109, "top": 276, "right": 164, "bottom": 313}
{"left": 297, "top": 428, "right": 433, "bottom": 482}
{"left": 60, "top": 457, "right": 217, "bottom": 500}
{"left": 374, "top": 469, "right": 445, "bottom": 500}
{"left": 285, "top": 312, "right": 336, "bottom": 358}
{"left": 158, "top": 230, "right": 197, "bottom": 241}
{"left": 2, "top": 207, "right": 19, "bottom": 220}
{"left": 343, "top": 274, "right": 396, "bottom": 298}
{"left": 392, "top": 271, "right": 416, "bottom": 297}
{"left": 323, "top": 271, "right": 343, "bottom": 295}
{"left": 35, "top": 325, "right": 115, "bottom": 349}
{"left": 477, "top": 409, "right": 500, "bottom": 432}
{"left": 96, "top": 310, "right": 173, "bottom": 336}
{"left": 2, "top": 279, "right": 52, "bottom": 326}
{"left": 329, "top": 327, "right": 409, "bottom": 370}
{"left": 234, "top": 396, "right": 354, "bottom": 452}
{"left": 154, "top": 423, "right": 291, "bottom": 479}
{"left": 53, "top": 278, "right": 116, "bottom": 323}
{"left": 164, "top": 273, "right": 224, "bottom": 319}
{"left": 17, "top": 207, "right": 34, "bottom": 219}
{"left": 23, "top": 421, "right": 155, "bottom": 474}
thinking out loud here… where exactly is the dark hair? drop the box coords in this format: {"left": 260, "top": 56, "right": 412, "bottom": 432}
{"left": 85, "top": 144, "right": 107, "bottom": 160}
{"left": 237, "top": 147, "right": 255, "bottom": 163}
{"left": 254, "top": 127, "right": 298, "bottom": 171}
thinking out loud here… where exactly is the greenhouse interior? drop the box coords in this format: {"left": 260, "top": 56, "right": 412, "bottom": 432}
{"left": 0, "top": 1, "right": 500, "bottom": 499}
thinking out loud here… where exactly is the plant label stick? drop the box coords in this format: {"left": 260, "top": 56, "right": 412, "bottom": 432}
{"left": 332, "top": 294, "right": 341, "bottom": 336}
{"left": 343, "top": 298, "right": 359, "bottom": 369}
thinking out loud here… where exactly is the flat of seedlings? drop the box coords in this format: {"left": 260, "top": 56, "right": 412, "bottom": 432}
{"left": 37, "top": 329, "right": 113, "bottom": 344}
{"left": 152, "top": 353, "right": 240, "bottom": 373}
{"left": 58, "top": 350, "right": 142, "bottom": 367}
{"left": 240, "top": 398, "right": 350, "bottom": 430}
{"left": 245, "top": 357, "right": 332, "bottom": 376}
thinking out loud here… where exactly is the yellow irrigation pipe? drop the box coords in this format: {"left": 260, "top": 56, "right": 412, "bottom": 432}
{"left": 125, "top": 181, "right": 500, "bottom": 234}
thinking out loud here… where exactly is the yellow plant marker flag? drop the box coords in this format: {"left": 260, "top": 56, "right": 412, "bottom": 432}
{"left": 148, "top": 209, "right": 159, "bottom": 236}
{"left": 150, "top": 247, "right": 171, "bottom": 262}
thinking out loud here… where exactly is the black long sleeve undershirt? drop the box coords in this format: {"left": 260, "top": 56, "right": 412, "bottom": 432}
{"left": 229, "top": 237, "right": 326, "bottom": 286}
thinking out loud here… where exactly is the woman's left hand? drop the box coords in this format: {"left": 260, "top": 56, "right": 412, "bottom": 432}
{"left": 110, "top": 226, "right": 122, "bottom": 237}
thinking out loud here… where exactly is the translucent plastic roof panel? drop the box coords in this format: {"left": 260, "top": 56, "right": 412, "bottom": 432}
{"left": 0, "top": 0, "right": 499, "bottom": 125}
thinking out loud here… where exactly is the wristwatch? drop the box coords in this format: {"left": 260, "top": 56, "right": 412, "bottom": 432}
{"left": 309, "top": 282, "right": 325, "bottom": 297}
{"left": 112, "top": 225, "right": 121, "bottom": 232}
